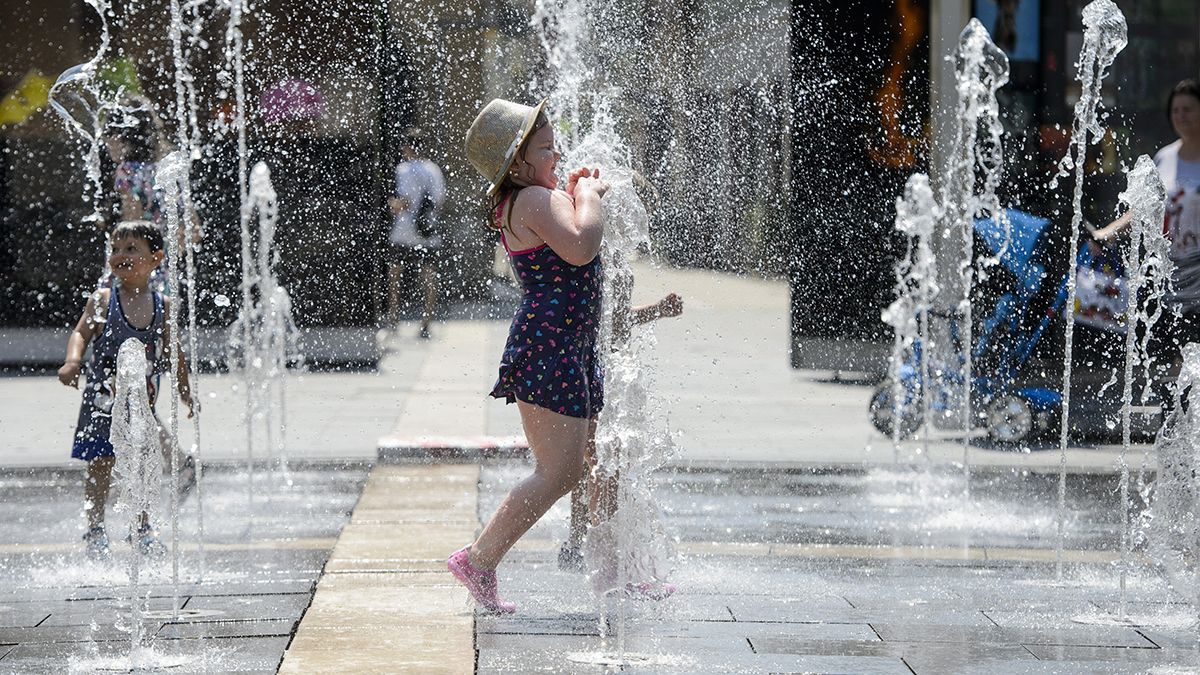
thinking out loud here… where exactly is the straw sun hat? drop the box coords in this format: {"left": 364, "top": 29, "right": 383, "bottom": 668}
{"left": 464, "top": 98, "right": 548, "bottom": 197}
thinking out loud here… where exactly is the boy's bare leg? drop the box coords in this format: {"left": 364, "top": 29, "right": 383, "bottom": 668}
{"left": 85, "top": 456, "right": 116, "bottom": 529}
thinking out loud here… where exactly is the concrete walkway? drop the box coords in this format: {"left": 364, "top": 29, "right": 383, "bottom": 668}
{"left": 281, "top": 465, "right": 477, "bottom": 673}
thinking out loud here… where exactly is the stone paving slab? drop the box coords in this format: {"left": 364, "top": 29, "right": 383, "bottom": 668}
{"left": 280, "top": 464, "right": 478, "bottom": 674}
{"left": 473, "top": 462, "right": 1200, "bottom": 673}
{"left": 0, "top": 635, "right": 289, "bottom": 673}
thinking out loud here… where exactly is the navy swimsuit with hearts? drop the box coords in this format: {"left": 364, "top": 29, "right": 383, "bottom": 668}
{"left": 489, "top": 189, "right": 604, "bottom": 419}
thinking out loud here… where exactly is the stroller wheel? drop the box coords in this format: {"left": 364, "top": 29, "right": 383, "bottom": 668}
{"left": 985, "top": 394, "right": 1034, "bottom": 445}
{"left": 869, "top": 382, "right": 922, "bottom": 440}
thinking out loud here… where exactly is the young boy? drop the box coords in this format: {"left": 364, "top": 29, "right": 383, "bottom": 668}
{"left": 58, "top": 220, "right": 196, "bottom": 561}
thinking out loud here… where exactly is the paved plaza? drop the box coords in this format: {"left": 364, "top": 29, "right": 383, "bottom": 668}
{"left": 0, "top": 265, "right": 1194, "bottom": 673}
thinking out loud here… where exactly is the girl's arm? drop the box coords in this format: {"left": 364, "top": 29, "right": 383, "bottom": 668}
{"left": 162, "top": 298, "right": 195, "bottom": 417}
{"left": 519, "top": 178, "right": 608, "bottom": 266}
{"left": 58, "top": 290, "right": 106, "bottom": 387}
{"left": 632, "top": 293, "right": 683, "bottom": 326}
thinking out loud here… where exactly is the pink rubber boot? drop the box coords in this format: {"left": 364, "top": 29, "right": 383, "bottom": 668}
{"left": 447, "top": 547, "right": 516, "bottom": 614}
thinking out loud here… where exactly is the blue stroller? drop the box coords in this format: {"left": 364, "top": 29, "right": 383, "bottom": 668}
{"left": 869, "top": 209, "right": 1139, "bottom": 444}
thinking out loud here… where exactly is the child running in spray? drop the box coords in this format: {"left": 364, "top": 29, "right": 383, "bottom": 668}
{"left": 58, "top": 220, "right": 196, "bottom": 561}
{"left": 450, "top": 98, "right": 608, "bottom": 613}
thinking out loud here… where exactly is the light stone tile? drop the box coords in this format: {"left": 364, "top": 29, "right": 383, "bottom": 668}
{"left": 302, "top": 585, "right": 472, "bottom": 625}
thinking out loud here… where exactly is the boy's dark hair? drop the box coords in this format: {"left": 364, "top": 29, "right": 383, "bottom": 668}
{"left": 111, "top": 220, "right": 164, "bottom": 253}
{"left": 1168, "top": 79, "right": 1200, "bottom": 124}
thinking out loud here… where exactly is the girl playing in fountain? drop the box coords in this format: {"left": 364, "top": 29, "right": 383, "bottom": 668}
{"left": 58, "top": 221, "right": 196, "bottom": 561}
{"left": 449, "top": 98, "right": 608, "bottom": 613}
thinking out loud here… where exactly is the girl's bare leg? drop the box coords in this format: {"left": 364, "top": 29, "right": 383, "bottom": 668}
{"left": 470, "top": 401, "right": 589, "bottom": 570}
{"left": 589, "top": 467, "right": 618, "bottom": 527}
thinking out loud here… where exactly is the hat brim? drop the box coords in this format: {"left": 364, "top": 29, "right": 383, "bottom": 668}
{"left": 486, "top": 98, "right": 548, "bottom": 198}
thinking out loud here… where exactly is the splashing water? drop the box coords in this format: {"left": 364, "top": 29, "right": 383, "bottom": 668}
{"left": 109, "top": 339, "right": 161, "bottom": 659}
{"left": 46, "top": 0, "right": 113, "bottom": 227}
{"left": 942, "top": 18, "right": 1010, "bottom": 474}
{"left": 1116, "top": 155, "right": 1173, "bottom": 618}
{"left": 154, "top": 149, "right": 191, "bottom": 598}
{"left": 227, "top": 162, "right": 302, "bottom": 487}
{"left": 1054, "top": 0, "right": 1127, "bottom": 581}
{"left": 531, "top": 0, "right": 677, "bottom": 655}
{"left": 166, "top": 0, "right": 208, "bottom": 581}
{"left": 1141, "top": 344, "right": 1200, "bottom": 612}
{"left": 881, "top": 173, "right": 940, "bottom": 460}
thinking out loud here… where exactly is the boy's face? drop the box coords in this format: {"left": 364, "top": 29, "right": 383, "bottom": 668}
{"left": 109, "top": 235, "right": 163, "bottom": 285}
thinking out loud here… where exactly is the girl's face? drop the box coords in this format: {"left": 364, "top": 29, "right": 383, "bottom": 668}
{"left": 513, "top": 122, "right": 560, "bottom": 190}
{"left": 1171, "top": 93, "right": 1200, "bottom": 142}
{"left": 109, "top": 235, "right": 163, "bottom": 285}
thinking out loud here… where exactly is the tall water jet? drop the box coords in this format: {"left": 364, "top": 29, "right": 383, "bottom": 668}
{"left": 880, "top": 173, "right": 940, "bottom": 461}
{"left": 1054, "top": 0, "right": 1127, "bottom": 581}
{"left": 166, "top": 0, "right": 206, "bottom": 578}
{"left": 1141, "top": 344, "right": 1200, "bottom": 618}
{"left": 154, "top": 149, "right": 189, "bottom": 599}
{"left": 224, "top": 0, "right": 254, "bottom": 491}
{"left": 47, "top": 0, "right": 116, "bottom": 324}
{"left": 531, "top": 0, "right": 676, "bottom": 663}
{"left": 109, "top": 339, "right": 162, "bottom": 666}
{"left": 941, "top": 18, "right": 1009, "bottom": 475}
{"left": 227, "top": 162, "right": 300, "bottom": 486}
{"left": 46, "top": 0, "right": 112, "bottom": 229}
{"left": 1116, "top": 155, "right": 1172, "bottom": 618}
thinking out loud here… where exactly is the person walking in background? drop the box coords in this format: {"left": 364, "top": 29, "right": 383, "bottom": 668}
{"left": 448, "top": 98, "right": 609, "bottom": 613}
{"left": 387, "top": 128, "right": 447, "bottom": 339}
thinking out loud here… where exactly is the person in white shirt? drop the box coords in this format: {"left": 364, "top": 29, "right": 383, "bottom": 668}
{"left": 387, "top": 129, "right": 447, "bottom": 339}
{"left": 1094, "top": 78, "right": 1200, "bottom": 404}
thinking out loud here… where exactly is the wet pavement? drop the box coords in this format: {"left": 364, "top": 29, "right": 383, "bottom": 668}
{"left": 474, "top": 462, "right": 1200, "bottom": 674}
{"left": 0, "top": 464, "right": 367, "bottom": 673}
{"left": 0, "top": 457, "right": 1197, "bottom": 672}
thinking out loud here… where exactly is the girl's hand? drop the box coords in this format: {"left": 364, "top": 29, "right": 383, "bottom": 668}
{"left": 658, "top": 293, "right": 683, "bottom": 318}
{"left": 576, "top": 175, "right": 610, "bottom": 199}
{"left": 565, "top": 167, "right": 599, "bottom": 197}
{"left": 58, "top": 361, "right": 81, "bottom": 388}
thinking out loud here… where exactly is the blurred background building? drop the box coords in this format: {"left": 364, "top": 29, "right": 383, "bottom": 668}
{"left": 0, "top": 0, "right": 1197, "bottom": 369}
